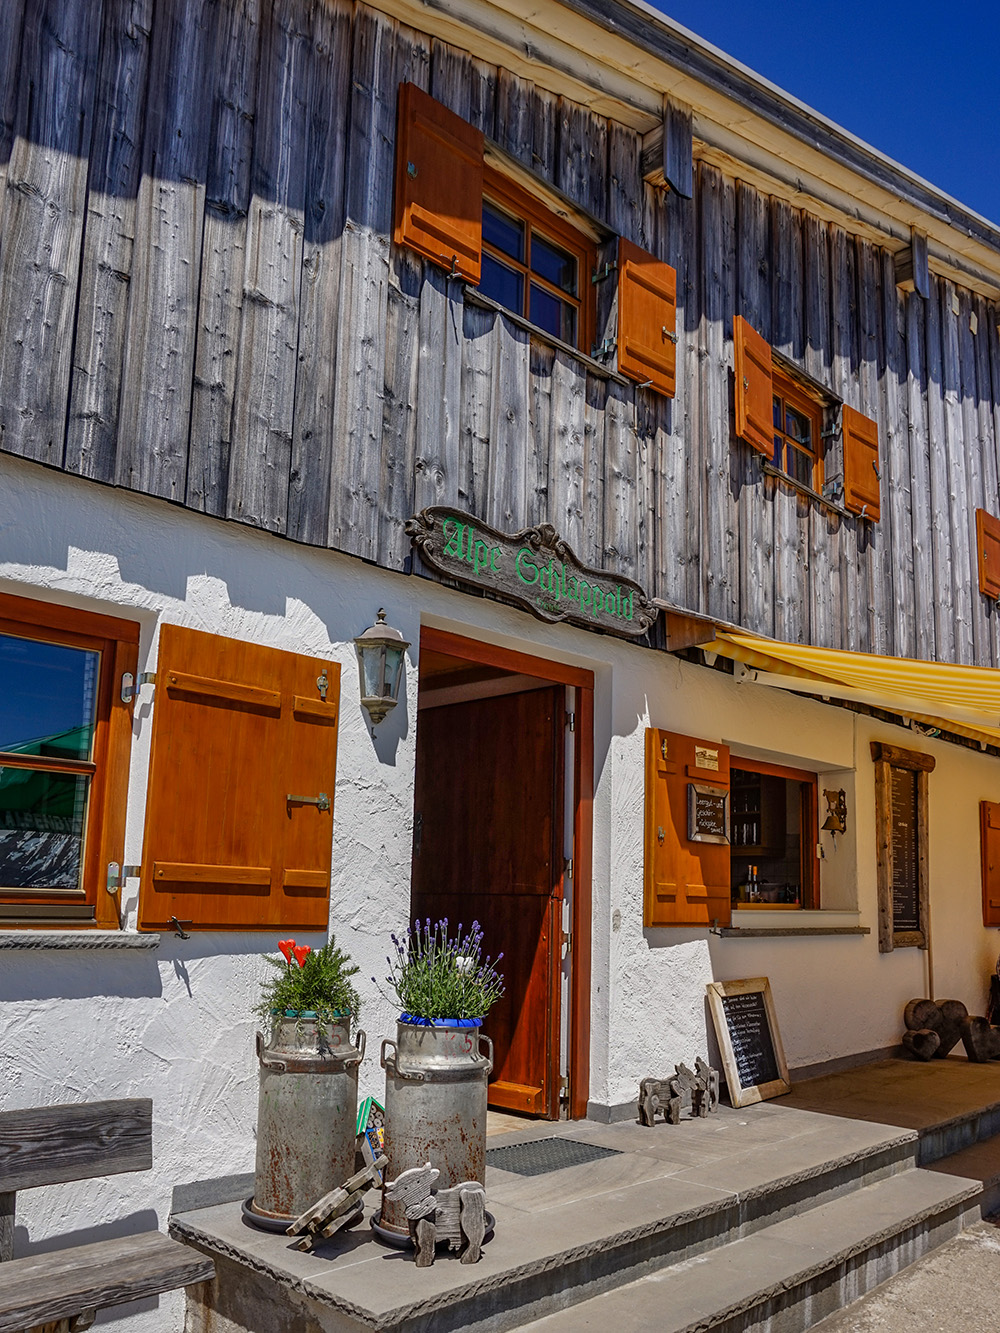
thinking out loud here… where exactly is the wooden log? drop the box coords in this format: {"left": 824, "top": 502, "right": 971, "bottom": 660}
{"left": 0, "top": 1101, "right": 151, "bottom": 1194}
{"left": 0, "top": 1232, "right": 213, "bottom": 1331}
{"left": 0, "top": 0, "right": 101, "bottom": 467}
{"left": 285, "top": 0, "right": 352, "bottom": 545}
{"left": 64, "top": 0, "right": 154, "bottom": 485}
{"left": 116, "top": 0, "right": 213, "bottom": 499}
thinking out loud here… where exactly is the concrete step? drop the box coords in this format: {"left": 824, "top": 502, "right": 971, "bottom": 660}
{"left": 514, "top": 1167, "right": 981, "bottom": 1333}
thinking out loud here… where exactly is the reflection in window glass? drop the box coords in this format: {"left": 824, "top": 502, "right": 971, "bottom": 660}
{"left": 480, "top": 253, "right": 524, "bottom": 315}
{"left": 532, "top": 233, "right": 577, "bottom": 294}
{"left": 0, "top": 636, "right": 99, "bottom": 760}
{"left": 530, "top": 285, "right": 576, "bottom": 346}
{"left": 483, "top": 202, "right": 523, "bottom": 262}
{"left": 0, "top": 768, "right": 88, "bottom": 890}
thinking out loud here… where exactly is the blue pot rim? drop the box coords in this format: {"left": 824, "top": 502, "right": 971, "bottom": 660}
{"left": 399, "top": 1013, "right": 482, "bottom": 1028}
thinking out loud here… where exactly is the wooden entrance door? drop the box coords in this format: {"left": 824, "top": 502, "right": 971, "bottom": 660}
{"left": 411, "top": 685, "right": 564, "bottom": 1118}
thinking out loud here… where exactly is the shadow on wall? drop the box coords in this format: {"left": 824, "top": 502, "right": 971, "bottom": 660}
{"left": 14, "top": 1207, "right": 160, "bottom": 1260}
{"left": 0, "top": 951, "right": 163, "bottom": 1003}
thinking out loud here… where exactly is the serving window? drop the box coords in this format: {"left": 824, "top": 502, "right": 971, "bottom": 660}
{"left": 730, "top": 759, "right": 819, "bottom": 909}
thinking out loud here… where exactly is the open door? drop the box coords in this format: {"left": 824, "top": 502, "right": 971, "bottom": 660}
{"left": 412, "top": 684, "right": 565, "bottom": 1117}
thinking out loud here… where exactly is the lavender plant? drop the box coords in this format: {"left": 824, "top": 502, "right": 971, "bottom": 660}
{"left": 380, "top": 918, "right": 505, "bottom": 1021}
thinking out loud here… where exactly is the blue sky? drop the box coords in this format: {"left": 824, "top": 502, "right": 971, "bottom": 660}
{"left": 645, "top": 2, "right": 1000, "bottom": 228}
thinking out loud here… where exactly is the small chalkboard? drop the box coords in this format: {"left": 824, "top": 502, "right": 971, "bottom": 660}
{"left": 707, "top": 977, "right": 790, "bottom": 1108}
{"left": 687, "top": 783, "right": 730, "bottom": 845}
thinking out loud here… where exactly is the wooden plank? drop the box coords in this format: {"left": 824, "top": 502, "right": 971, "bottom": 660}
{"left": 493, "top": 67, "right": 534, "bottom": 169}
{"left": 0, "top": 1, "right": 27, "bottom": 212}
{"left": 555, "top": 96, "right": 607, "bottom": 221}
{"left": 528, "top": 340, "right": 554, "bottom": 527}
{"left": 185, "top": 0, "right": 264, "bottom": 518}
{"left": 485, "top": 314, "right": 530, "bottom": 532}
{"left": 430, "top": 36, "right": 495, "bottom": 136}
{"left": 855, "top": 240, "right": 885, "bottom": 655}
{"left": 663, "top": 95, "right": 693, "bottom": 199}
{"left": 412, "top": 266, "right": 464, "bottom": 514}
{"left": 0, "top": 1194, "right": 12, "bottom": 1264}
{"left": 940, "top": 279, "right": 974, "bottom": 663}
{"left": 973, "top": 295, "right": 1000, "bottom": 666}
{"left": 904, "top": 289, "right": 935, "bottom": 661}
{"left": 606, "top": 122, "right": 643, "bottom": 247}
{"left": 894, "top": 228, "right": 930, "bottom": 299}
{"left": 582, "top": 375, "right": 606, "bottom": 571}
{"left": 881, "top": 248, "right": 915, "bottom": 659}
{"left": 547, "top": 351, "right": 588, "bottom": 554}
{"left": 602, "top": 380, "right": 638, "bottom": 581}
{"left": 959, "top": 287, "right": 990, "bottom": 667}
{"left": 0, "top": 0, "right": 101, "bottom": 466}
{"left": 829, "top": 230, "right": 862, "bottom": 651}
{"left": 804, "top": 215, "right": 838, "bottom": 649}
{"left": 116, "top": 0, "right": 213, "bottom": 499}
{"left": 0, "top": 1231, "right": 214, "bottom": 1331}
{"left": 0, "top": 1100, "right": 151, "bottom": 1193}
{"left": 226, "top": 0, "right": 311, "bottom": 536}
{"left": 459, "top": 301, "right": 495, "bottom": 521}
{"left": 735, "top": 181, "right": 773, "bottom": 636}
{"left": 924, "top": 276, "right": 956, "bottom": 662}
{"left": 286, "top": 0, "right": 352, "bottom": 544}
{"left": 65, "top": 0, "right": 154, "bottom": 484}
{"left": 378, "top": 281, "right": 422, "bottom": 568}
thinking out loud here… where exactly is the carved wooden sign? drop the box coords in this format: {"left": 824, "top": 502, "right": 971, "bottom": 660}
{"left": 406, "top": 508, "right": 658, "bottom": 638}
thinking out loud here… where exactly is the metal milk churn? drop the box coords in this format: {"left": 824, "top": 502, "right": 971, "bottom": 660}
{"left": 250, "top": 1016, "right": 366, "bottom": 1223}
{"left": 379, "top": 1018, "right": 493, "bottom": 1237}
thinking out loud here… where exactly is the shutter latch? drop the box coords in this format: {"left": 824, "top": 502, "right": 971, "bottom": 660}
{"left": 121, "top": 672, "right": 156, "bottom": 703}
{"left": 317, "top": 669, "right": 329, "bottom": 701}
{"left": 591, "top": 261, "right": 617, "bottom": 284}
{"left": 662, "top": 326, "right": 678, "bottom": 344}
{"left": 591, "top": 337, "right": 617, "bottom": 360}
{"left": 287, "top": 792, "right": 331, "bottom": 812}
{"left": 872, "top": 460, "right": 881, "bottom": 481}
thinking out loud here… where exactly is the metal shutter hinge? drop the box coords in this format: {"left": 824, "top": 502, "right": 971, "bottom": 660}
{"left": 591, "top": 261, "right": 617, "bottom": 284}
{"left": 121, "top": 672, "right": 156, "bottom": 703}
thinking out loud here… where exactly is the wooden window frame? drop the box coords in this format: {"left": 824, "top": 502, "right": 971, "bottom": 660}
{"left": 771, "top": 369, "right": 825, "bottom": 493}
{"left": 729, "top": 757, "right": 819, "bottom": 910}
{"left": 480, "top": 165, "right": 596, "bottom": 356}
{"left": 871, "top": 741, "right": 934, "bottom": 953}
{"left": 0, "top": 593, "right": 139, "bottom": 930}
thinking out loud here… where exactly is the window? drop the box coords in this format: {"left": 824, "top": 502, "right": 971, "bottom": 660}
{"left": 0, "top": 594, "right": 138, "bottom": 929}
{"left": 871, "top": 741, "right": 933, "bottom": 952}
{"left": 730, "top": 759, "right": 819, "bottom": 909}
{"left": 479, "top": 169, "right": 593, "bottom": 351}
{"left": 771, "top": 373, "right": 823, "bottom": 491}
{"left": 976, "top": 508, "right": 1000, "bottom": 600}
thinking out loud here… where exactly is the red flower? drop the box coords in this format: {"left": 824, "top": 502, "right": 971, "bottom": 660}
{"left": 278, "top": 939, "right": 295, "bottom": 964}
{"left": 293, "top": 944, "right": 312, "bottom": 968}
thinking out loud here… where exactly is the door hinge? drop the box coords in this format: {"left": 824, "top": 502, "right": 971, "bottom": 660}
{"left": 566, "top": 710, "right": 575, "bottom": 732}
{"left": 121, "top": 672, "right": 156, "bottom": 703}
{"left": 564, "top": 856, "right": 574, "bottom": 881}
{"left": 558, "top": 1075, "right": 569, "bottom": 1100}
{"left": 562, "top": 930, "right": 572, "bottom": 956}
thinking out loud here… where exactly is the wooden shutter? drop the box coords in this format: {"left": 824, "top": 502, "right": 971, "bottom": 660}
{"left": 393, "top": 81, "right": 483, "bottom": 282}
{"left": 733, "top": 316, "right": 773, "bottom": 456}
{"left": 616, "top": 238, "right": 677, "bottom": 397}
{"left": 644, "top": 729, "right": 731, "bottom": 928}
{"left": 138, "top": 625, "right": 340, "bottom": 931}
{"left": 842, "top": 405, "right": 881, "bottom": 521}
{"left": 976, "top": 509, "right": 1000, "bottom": 600}
{"left": 982, "top": 801, "right": 1000, "bottom": 926}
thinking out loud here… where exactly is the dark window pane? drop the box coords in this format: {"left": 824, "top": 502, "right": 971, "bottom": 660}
{"left": 530, "top": 284, "right": 576, "bottom": 344}
{"left": 772, "top": 437, "right": 783, "bottom": 467}
{"left": 483, "top": 201, "right": 523, "bottom": 261}
{"left": 532, "top": 233, "right": 577, "bottom": 294}
{"left": 773, "top": 395, "right": 782, "bottom": 428}
{"left": 0, "top": 768, "right": 89, "bottom": 890}
{"left": 786, "top": 444, "right": 813, "bottom": 486}
{"left": 0, "top": 636, "right": 99, "bottom": 760}
{"left": 480, "top": 253, "right": 524, "bottom": 315}
{"left": 785, "top": 404, "right": 812, "bottom": 444}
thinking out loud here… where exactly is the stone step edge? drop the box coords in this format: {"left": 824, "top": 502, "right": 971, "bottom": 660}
{"left": 917, "top": 1099, "right": 1000, "bottom": 1164}
{"left": 516, "top": 1171, "right": 982, "bottom": 1333}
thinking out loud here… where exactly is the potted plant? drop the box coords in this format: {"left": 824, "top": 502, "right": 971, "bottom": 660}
{"left": 248, "top": 936, "right": 367, "bottom": 1229}
{"left": 376, "top": 919, "right": 504, "bottom": 1241}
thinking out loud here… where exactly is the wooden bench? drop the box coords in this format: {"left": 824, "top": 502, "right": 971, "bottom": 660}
{"left": 0, "top": 1099, "right": 214, "bottom": 1333}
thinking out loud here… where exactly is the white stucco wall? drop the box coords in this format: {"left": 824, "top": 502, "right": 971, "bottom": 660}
{"left": 2, "top": 452, "right": 999, "bottom": 1329}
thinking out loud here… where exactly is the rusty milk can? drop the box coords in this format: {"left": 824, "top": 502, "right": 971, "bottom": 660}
{"left": 378, "top": 1016, "right": 492, "bottom": 1237}
{"left": 250, "top": 1014, "right": 366, "bottom": 1224}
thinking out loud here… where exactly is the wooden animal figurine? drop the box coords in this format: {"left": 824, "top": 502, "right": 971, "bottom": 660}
{"left": 694, "top": 1058, "right": 720, "bottom": 1115}
{"left": 639, "top": 1058, "right": 720, "bottom": 1125}
{"left": 287, "top": 1154, "right": 388, "bottom": 1251}
{"left": 383, "top": 1164, "right": 487, "bottom": 1266}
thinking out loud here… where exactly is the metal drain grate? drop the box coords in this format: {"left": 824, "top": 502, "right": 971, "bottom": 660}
{"left": 485, "top": 1137, "right": 622, "bottom": 1177}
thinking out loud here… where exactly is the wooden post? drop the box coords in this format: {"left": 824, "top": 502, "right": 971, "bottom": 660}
{"left": 0, "top": 1190, "right": 14, "bottom": 1262}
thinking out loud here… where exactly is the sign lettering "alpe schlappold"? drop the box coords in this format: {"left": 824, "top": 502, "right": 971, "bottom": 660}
{"left": 405, "top": 508, "right": 658, "bottom": 638}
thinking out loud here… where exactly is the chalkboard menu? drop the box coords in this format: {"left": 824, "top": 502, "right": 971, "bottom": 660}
{"left": 720, "top": 991, "right": 779, "bottom": 1088}
{"left": 687, "top": 783, "right": 729, "bottom": 845}
{"left": 707, "top": 977, "right": 790, "bottom": 1108}
{"left": 890, "top": 766, "right": 919, "bottom": 932}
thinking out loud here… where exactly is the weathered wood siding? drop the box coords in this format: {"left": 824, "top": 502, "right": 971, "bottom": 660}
{"left": 2, "top": 0, "right": 1000, "bottom": 663}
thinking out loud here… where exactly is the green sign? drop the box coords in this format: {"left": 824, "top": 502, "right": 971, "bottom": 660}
{"left": 406, "top": 508, "right": 658, "bottom": 639}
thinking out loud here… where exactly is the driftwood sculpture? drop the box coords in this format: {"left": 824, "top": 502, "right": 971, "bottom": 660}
{"left": 287, "top": 1154, "right": 388, "bottom": 1251}
{"left": 639, "top": 1057, "right": 719, "bottom": 1126}
{"left": 383, "top": 1163, "right": 487, "bottom": 1266}
{"left": 901, "top": 999, "right": 968, "bottom": 1061}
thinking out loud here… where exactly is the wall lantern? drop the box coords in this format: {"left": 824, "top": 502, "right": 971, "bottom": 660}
{"left": 821, "top": 788, "right": 848, "bottom": 836}
{"left": 353, "top": 609, "right": 410, "bottom": 727}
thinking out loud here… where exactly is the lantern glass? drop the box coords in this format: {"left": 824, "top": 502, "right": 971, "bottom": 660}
{"left": 353, "top": 610, "right": 410, "bottom": 725}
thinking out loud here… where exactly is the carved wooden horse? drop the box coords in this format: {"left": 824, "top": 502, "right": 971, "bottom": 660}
{"left": 383, "top": 1164, "right": 487, "bottom": 1266}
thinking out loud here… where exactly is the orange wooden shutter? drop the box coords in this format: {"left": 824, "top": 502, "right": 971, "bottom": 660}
{"left": 976, "top": 509, "right": 1000, "bottom": 600}
{"left": 981, "top": 801, "right": 1000, "bottom": 926}
{"left": 138, "top": 625, "right": 340, "bottom": 931}
{"left": 393, "top": 81, "right": 483, "bottom": 282}
{"left": 842, "top": 405, "right": 881, "bottom": 521}
{"left": 616, "top": 238, "right": 677, "bottom": 397}
{"left": 644, "top": 728, "right": 732, "bottom": 928}
{"left": 733, "top": 316, "right": 774, "bottom": 456}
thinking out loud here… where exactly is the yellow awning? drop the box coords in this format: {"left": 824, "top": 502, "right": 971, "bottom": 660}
{"left": 704, "top": 629, "right": 1000, "bottom": 748}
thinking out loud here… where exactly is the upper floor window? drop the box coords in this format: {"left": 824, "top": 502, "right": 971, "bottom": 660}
{"left": 771, "top": 371, "right": 823, "bottom": 491}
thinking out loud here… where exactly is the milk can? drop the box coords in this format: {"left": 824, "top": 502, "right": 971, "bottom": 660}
{"left": 250, "top": 1015, "right": 366, "bottom": 1224}
{"left": 378, "top": 1017, "right": 493, "bottom": 1237}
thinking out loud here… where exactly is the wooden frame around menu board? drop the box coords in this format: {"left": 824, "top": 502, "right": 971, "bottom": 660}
{"left": 871, "top": 741, "right": 935, "bottom": 954}
{"left": 707, "top": 977, "right": 790, "bottom": 1108}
